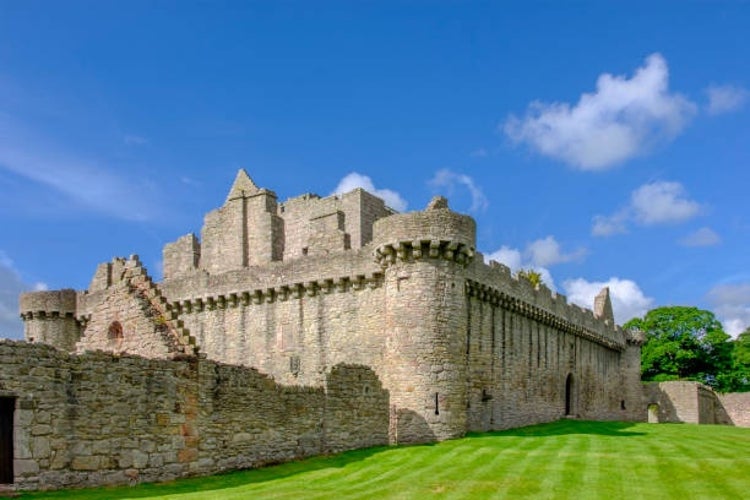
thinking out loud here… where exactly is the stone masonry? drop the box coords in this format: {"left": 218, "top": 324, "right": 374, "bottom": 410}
{"left": 11, "top": 169, "right": 646, "bottom": 490}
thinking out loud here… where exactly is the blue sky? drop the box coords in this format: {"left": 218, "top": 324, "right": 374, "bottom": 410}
{"left": 1, "top": 1, "right": 749, "bottom": 338}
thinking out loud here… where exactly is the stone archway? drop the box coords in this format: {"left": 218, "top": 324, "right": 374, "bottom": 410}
{"left": 648, "top": 403, "right": 660, "bottom": 423}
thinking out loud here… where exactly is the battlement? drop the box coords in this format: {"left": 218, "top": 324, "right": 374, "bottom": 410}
{"left": 372, "top": 197, "right": 476, "bottom": 267}
{"left": 467, "top": 258, "right": 626, "bottom": 350}
{"left": 19, "top": 289, "right": 78, "bottom": 320}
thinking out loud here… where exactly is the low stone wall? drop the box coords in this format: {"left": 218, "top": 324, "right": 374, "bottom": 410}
{"left": 718, "top": 392, "right": 750, "bottom": 427}
{"left": 644, "top": 381, "right": 749, "bottom": 427}
{"left": 0, "top": 341, "right": 388, "bottom": 491}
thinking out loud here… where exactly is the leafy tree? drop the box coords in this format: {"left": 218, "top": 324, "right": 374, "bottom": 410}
{"left": 624, "top": 306, "right": 738, "bottom": 392}
{"left": 517, "top": 269, "right": 543, "bottom": 288}
{"left": 723, "top": 329, "right": 750, "bottom": 391}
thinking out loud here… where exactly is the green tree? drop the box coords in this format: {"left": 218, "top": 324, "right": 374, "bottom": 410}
{"left": 722, "top": 329, "right": 750, "bottom": 391}
{"left": 624, "top": 306, "right": 736, "bottom": 391}
{"left": 517, "top": 269, "right": 543, "bottom": 288}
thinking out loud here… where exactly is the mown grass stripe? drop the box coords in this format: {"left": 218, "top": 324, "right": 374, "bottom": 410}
{"left": 20, "top": 421, "right": 750, "bottom": 500}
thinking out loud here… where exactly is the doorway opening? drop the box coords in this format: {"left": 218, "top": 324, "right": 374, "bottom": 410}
{"left": 564, "top": 374, "right": 574, "bottom": 416}
{"left": 648, "top": 403, "right": 660, "bottom": 423}
{"left": 0, "top": 397, "right": 15, "bottom": 484}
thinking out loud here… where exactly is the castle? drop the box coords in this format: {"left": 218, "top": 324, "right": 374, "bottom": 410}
{"left": 5, "top": 170, "right": 646, "bottom": 490}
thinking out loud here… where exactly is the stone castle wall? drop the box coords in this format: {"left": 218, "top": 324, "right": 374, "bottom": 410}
{"left": 0, "top": 341, "right": 388, "bottom": 491}
{"left": 14, "top": 170, "right": 649, "bottom": 489}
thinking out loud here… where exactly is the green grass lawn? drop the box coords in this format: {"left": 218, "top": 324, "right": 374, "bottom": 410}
{"left": 19, "top": 420, "right": 750, "bottom": 499}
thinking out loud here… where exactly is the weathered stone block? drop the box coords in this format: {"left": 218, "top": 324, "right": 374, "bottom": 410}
{"left": 14, "top": 459, "right": 40, "bottom": 475}
{"left": 71, "top": 456, "right": 100, "bottom": 471}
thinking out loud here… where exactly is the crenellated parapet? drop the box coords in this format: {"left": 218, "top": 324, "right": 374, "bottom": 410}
{"left": 374, "top": 240, "right": 475, "bottom": 267}
{"left": 19, "top": 289, "right": 82, "bottom": 350}
{"left": 19, "top": 289, "right": 78, "bottom": 321}
{"left": 465, "top": 279, "right": 626, "bottom": 351}
{"left": 170, "top": 272, "right": 384, "bottom": 314}
{"left": 372, "top": 196, "right": 476, "bottom": 268}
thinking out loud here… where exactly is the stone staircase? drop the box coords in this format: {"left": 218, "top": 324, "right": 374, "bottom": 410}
{"left": 123, "top": 257, "right": 199, "bottom": 357}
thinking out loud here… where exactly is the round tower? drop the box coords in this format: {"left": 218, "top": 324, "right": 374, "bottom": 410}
{"left": 373, "top": 196, "right": 476, "bottom": 444}
{"left": 19, "top": 289, "right": 81, "bottom": 351}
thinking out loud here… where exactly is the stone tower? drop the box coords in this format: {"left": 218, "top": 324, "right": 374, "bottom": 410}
{"left": 195, "top": 169, "right": 284, "bottom": 275}
{"left": 19, "top": 289, "right": 81, "bottom": 351}
{"left": 374, "top": 196, "right": 476, "bottom": 443}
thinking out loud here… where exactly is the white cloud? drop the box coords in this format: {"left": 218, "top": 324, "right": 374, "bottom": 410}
{"left": 679, "top": 227, "right": 721, "bottom": 247}
{"left": 631, "top": 181, "right": 702, "bottom": 224}
{"left": 563, "top": 277, "right": 654, "bottom": 325}
{"left": 592, "top": 181, "right": 702, "bottom": 236}
{"left": 526, "top": 235, "right": 587, "bottom": 267}
{"left": 484, "top": 236, "right": 586, "bottom": 292}
{"left": 332, "top": 172, "right": 408, "bottom": 212}
{"left": 429, "top": 169, "right": 488, "bottom": 212}
{"left": 470, "top": 148, "right": 488, "bottom": 158}
{"left": 706, "top": 283, "right": 750, "bottom": 337}
{"left": 0, "top": 251, "right": 37, "bottom": 339}
{"left": 485, "top": 246, "right": 555, "bottom": 291}
{"left": 485, "top": 246, "right": 523, "bottom": 271}
{"left": 705, "top": 84, "right": 748, "bottom": 115}
{"left": 0, "top": 118, "right": 160, "bottom": 221}
{"left": 591, "top": 211, "right": 629, "bottom": 236}
{"left": 504, "top": 53, "right": 697, "bottom": 170}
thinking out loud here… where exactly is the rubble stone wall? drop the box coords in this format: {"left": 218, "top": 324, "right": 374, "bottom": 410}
{"left": 718, "top": 392, "right": 750, "bottom": 427}
{"left": 644, "top": 381, "right": 749, "bottom": 427}
{"left": 0, "top": 341, "right": 388, "bottom": 491}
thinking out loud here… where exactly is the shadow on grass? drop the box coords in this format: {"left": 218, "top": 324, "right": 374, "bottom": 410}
{"left": 21, "top": 420, "right": 642, "bottom": 500}
{"left": 19, "top": 446, "right": 394, "bottom": 500}
{"left": 472, "top": 419, "right": 646, "bottom": 438}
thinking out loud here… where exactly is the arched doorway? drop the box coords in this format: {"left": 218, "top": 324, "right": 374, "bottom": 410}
{"left": 565, "top": 374, "right": 574, "bottom": 416}
{"left": 648, "top": 403, "right": 660, "bottom": 423}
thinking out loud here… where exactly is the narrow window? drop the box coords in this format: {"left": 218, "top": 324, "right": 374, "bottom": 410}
{"left": 435, "top": 392, "right": 440, "bottom": 415}
{"left": 289, "top": 355, "right": 300, "bottom": 376}
{"left": 108, "top": 321, "right": 124, "bottom": 348}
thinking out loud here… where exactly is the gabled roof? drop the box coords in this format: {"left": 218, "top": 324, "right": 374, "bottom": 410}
{"left": 226, "top": 168, "right": 261, "bottom": 202}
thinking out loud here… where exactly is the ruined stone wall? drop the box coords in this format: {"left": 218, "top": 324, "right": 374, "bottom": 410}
{"left": 163, "top": 234, "right": 200, "bottom": 280}
{"left": 0, "top": 341, "right": 388, "bottom": 491}
{"left": 717, "top": 392, "right": 750, "bottom": 427}
{"left": 645, "top": 381, "right": 750, "bottom": 426}
{"left": 644, "top": 381, "right": 711, "bottom": 424}
{"left": 75, "top": 256, "right": 196, "bottom": 359}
